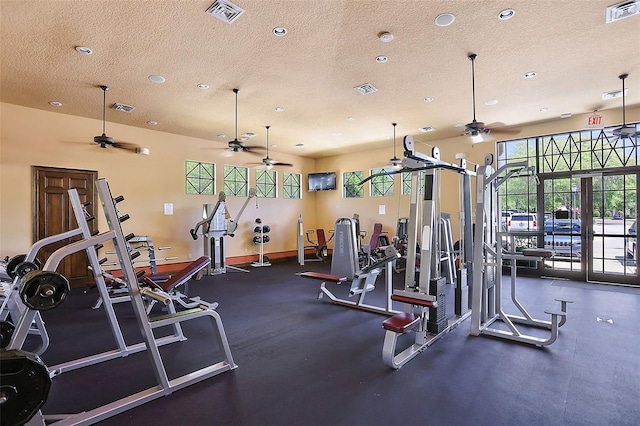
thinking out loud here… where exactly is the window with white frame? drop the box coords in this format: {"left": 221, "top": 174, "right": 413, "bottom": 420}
{"left": 223, "top": 165, "right": 248, "bottom": 196}
{"left": 343, "top": 171, "right": 364, "bottom": 198}
{"left": 256, "top": 169, "right": 277, "bottom": 198}
{"left": 283, "top": 172, "right": 301, "bottom": 199}
{"left": 186, "top": 160, "right": 215, "bottom": 195}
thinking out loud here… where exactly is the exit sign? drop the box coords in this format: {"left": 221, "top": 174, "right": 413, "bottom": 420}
{"left": 586, "top": 115, "right": 604, "bottom": 127}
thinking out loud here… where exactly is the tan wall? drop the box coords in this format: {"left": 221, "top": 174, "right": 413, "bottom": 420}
{"left": 0, "top": 103, "right": 317, "bottom": 264}
{"left": 2, "top": 102, "right": 638, "bottom": 264}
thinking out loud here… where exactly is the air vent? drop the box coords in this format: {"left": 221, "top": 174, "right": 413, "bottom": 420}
{"left": 419, "top": 126, "right": 435, "bottom": 133}
{"left": 602, "top": 89, "right": 627, "bottom": 100}
{"left": 205, "top": 0, "right": 245, "bottom": 24}
{"left": 112, "top": 103, "right": 135, "bottom": 113}
{"left": 354, "top": 83, "right": 378, "bottom": 95}
{"left": 606, "top": 1, "right": 640, "bottom": 23}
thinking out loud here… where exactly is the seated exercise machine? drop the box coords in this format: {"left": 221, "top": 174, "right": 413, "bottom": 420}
{"left": 469, "top": 155, "right": 571, "bottom": 346}
{"left": 190, "top": 188, "right": 257, "bottom": 275}
{"left": 374, "top": 136, "right": 475, "bottom": 369}
{"left": 297, "top": 215, "right": 335, "bottom": 264}
{"left": 298, "top": 216, "right": 401, "bottom": 316}
{"left": 0, "top": 179, "right": 236, "bottom": 426}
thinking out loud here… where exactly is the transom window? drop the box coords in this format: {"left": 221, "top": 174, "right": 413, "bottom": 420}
{"left": 186, "top": 161, "right": 215, "bottom": 195}
{"left": 283, "top": 172, "right": 301, "bottom": 199}
{"left": 256, "top": 169, "right": 277, "bottom": 198}
{"left": 370, "top": 167, "right": 394, "bottom": 197}
{"left": 343, "top": 171, "right": 364, "bottom": 198}
{"left": 223, "top": 165, "right": 248, "bottom": 196}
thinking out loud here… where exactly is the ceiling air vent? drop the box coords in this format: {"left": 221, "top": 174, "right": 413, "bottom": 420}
{"left": 606, "top": 1, "right": 640, "bottom": 23}
{"left": 206, "top": 0, "right": 245, "bottom": 24}
{"left": 602, "top": 89, "right": 627, "bottom": 100}
{"left": 419, "top": 126, "right": 436, "bottom": 133}
{"left": 112, "top": 103, "right": 135, "bottom": 113}
{"left": 354, "top": 83, "right": 378, "bottom": 95}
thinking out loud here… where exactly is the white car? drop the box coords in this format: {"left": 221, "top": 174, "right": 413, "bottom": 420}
{"left": 507, "top": 213, "right": 537, "bottom": 231}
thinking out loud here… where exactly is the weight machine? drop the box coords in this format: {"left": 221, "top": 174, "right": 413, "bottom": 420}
{"left": 469, "top": 155, "right": 571, "bottom": 346}
{"left": 1, "top": 179, "right": 236, "bottom": 426}
{"left": 375, "top": 135, "right": 475, "bottom": 369}
{"left": 190, "top": 188, "right": 257, "bottom": 274}
{"left": 297, "top": 215, "right": 334, "bottom": 265}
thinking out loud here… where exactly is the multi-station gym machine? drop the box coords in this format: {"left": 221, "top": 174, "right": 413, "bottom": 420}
{"left": 377, "top": 135, "right": 475, "bottom": 369}
{"left": 190, "top": 188, "right": 257, "bottom": 274}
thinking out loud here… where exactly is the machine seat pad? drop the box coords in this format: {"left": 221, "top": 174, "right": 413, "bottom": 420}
{"left": 297, "top": 271, "right": 347, "bottom": 283}
{"left": 383, "top": 313, "right": 420, "bottom": 333}
{"left": 522, "top": 248, "right": 554, "bottom": 258}
{"left": 390, "top": 294, "right": 435, "bottom": 307}
{"left": 145, "top": 256, "right": 210, "bottom": 292}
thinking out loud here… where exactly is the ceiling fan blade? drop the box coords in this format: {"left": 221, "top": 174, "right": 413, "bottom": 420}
{"left": 273, "top": 162, "right": 293, "bottom": 167}
{"left": 112, "top": 141, "right": 140, "bottom": 152}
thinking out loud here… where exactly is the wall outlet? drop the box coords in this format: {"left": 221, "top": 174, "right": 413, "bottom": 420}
{"left": 188, "top": 253, "right": 193, "bottom": 260}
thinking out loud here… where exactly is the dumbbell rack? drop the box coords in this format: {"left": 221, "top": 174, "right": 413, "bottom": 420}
{"left": 9, "top": 178, "right": 236, "bottom": 425}
{"left": 251, "top": 219, "right": 271, "bottom": 267}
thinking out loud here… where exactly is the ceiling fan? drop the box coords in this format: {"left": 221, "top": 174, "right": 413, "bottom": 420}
{"left": 388, "top": 122, "right": 402, "bottom": 169}
{"left": 464, "top": 54, "right": 520, "bottom": 143}
{"left": 93, "top": 85, "right": 138, "bottom": 152}
{"left": 249, "top": 126, "right": 293, "bottom": 168}
{"left": 223, "top": 88, "right": 264, "bottom": 156}
{"left": 612, "top": 73, "right": 640, "bottom": 139}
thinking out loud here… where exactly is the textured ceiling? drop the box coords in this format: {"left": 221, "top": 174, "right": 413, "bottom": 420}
{"left": 1, "top": 0, "right": 639, "bottom": 158}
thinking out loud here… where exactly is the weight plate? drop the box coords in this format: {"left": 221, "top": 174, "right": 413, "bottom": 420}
{"left": 0, "top": 349, "right": 51, "bottom": 426}
{"left": 6, "top": 255, "right": 26, "bottom": 280}
{"left": 15, "top": 261, "right": 40, "bottom": 278}
{"left": 19, "top": 271, "right": 70, "bottom": 311}
{"left": 1, "top": 320, "right": 15, "bottom": 349}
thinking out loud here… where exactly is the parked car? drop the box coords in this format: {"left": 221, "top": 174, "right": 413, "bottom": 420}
{"left": 544, "top": 219, "right": 581, "bottom": 258}
{"left": 501, "top": 211, "right": 512, "bottom": 230}
{"left": 507, "top": 213, "right": 537, "bottom": 231}
{"left": 627, "top": 220, "right": 637, "bottom": 259}
{"left": 613, "top": 213, "right": 623, "bottom": 220}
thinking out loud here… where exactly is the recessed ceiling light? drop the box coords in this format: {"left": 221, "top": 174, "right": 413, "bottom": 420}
{"left": 275, "top": 107, "right": 284, "bottom": 112}
{"left": 197, "top": 83, "right": 210, "bottom": 89}
{"left": 524, "top": 71, "right": 537, "bottom": 79}
{"left": 454, "top": 123, "right": 464, "bottom": 128}
{"left": 375, "top": 55, "right": 388, "bottom": 63}
{"left": 498, "top": 9, "right": 515, "bottom": 20}
{"left": 347, "top": 116, "right": 355, "bottom": 121}
{"left": 217, "top": 134, "right": 226, "bottom": 138}
{"left": 49, "top": 101, "right": 62, "bottom": 107}
{"left": 539, "top": 107, "right": 549, "bottom": 112}
{"left": 75, "top": 46, "right": 93, "bottom": 55}
{"left": 295, "top": 143, "right": 304, "bottom": 147}
{"left": 242, "top": 132, "right": 256, "bottom": 138}
{"left": 485, "top": 99, "right": 499, "bottom": 106}
{"left": 273, "top": 27, "right": 287, "bottom": 36}
{"left": 379, "top": 32, "right": 393, "bottom": 42}
{"left": 560, "top": 113, "right": 572, "bottom": 119}
{"left": 332, "top": 132, "right": 342, "bottom": 137}
{"left": 435, "top": 13, "right": 455, "bottom": 27}
{"left": 147, "top": 120, "right": 158, "bottom": 126}
{"left": 423, "top": 97, "right": 434, "bottom": 102}
{"left": 148, "top": 75, "right": 166, "bottom": 83}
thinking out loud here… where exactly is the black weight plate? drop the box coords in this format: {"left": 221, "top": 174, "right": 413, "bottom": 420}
{"left": 19, "top": 271, "right": 70, "bottom": 311}
{"left": 1, "top": 320, "right": 15, "bottom": 349}
{"left": 0, "top": 349, "right": 51, "bottom": 426}
{"left": 5, "top": 254, "right": 26, "bottom": 280}
{"left": 15, "top": 261, "right": 40, "bottom": 278}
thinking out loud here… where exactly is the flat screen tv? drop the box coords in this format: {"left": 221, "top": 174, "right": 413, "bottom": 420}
{"left": 308, "top": 172, "right": 337, "bottom": 192}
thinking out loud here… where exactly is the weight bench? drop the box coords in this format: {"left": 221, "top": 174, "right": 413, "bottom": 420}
{"left": 382, "top": 292, "right": 436, "bottom": 369}
{"left": 142, "top": 256, "right": 217, "bottom": 310}
{"left": 297, "top": 271, "right": 347, "bottom": 285}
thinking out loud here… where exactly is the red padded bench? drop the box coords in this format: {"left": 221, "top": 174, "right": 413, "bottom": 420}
{"left": 382, "top": 294, "right": 435, "bottom": 334}
{"left": 296, "top": 271, "right": 347, "bottom": 284}
{"left": 143, "top": 256, "right": 210, "bottom": 292}
{"left": 383, "top": 313, "right": 420, "bottom": 333}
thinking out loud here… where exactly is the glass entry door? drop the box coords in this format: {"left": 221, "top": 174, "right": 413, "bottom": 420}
{"left": 585, "top": 173, "right": 638, "bottom": 285}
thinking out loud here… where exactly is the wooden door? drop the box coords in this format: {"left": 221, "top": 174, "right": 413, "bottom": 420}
{"left": 33, "top": 166, "right": 98, "bottom": 288}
